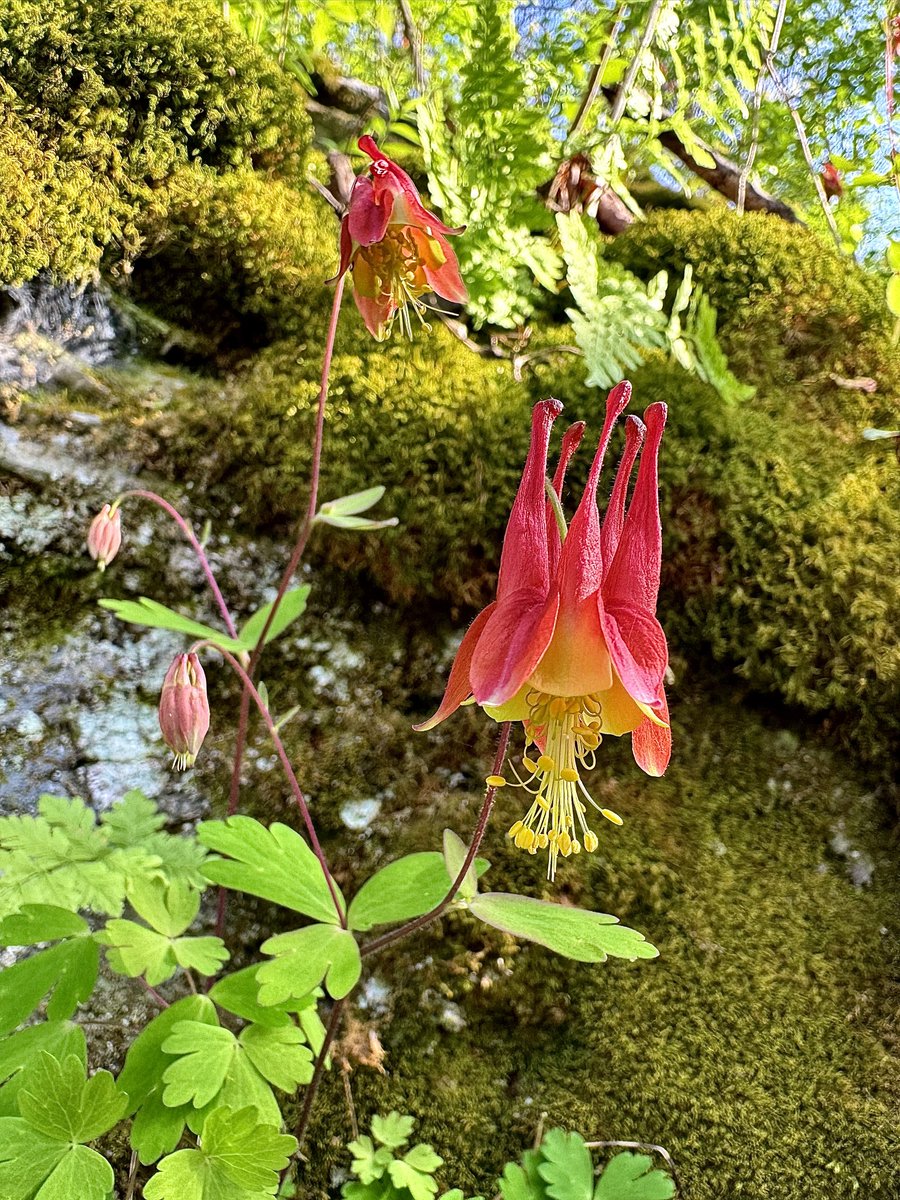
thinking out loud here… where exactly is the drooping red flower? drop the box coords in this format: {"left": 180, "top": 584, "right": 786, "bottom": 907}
{"left": 821, "top": 161, "right": 843, "bottom": 199}
{"left": 86, "top": 503, "right": 122, "bottom": 571}
{"left": 416, "top": 384, "right": 671, "bottom": 878}
{"left": 333, "top": 135, "right": 466, "bottom": 340}
{"left": 159, "top": 653, "right": 210, "bottom": 771}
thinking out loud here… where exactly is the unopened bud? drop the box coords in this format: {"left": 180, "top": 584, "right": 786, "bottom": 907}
{"left": 159, "top": 653, "right": 210, "bottom": 770}
{"left": 87, "top": 503, "right": 122, "bottom": 571}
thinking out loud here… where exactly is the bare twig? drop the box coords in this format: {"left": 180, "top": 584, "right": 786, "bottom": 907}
{"left": 397, "top": 0, "right": 426, "bottom": 93}
{"left": 124, "top": 1151, "right": 140, "bottom": 1200}
{"left": 609, "top": 0, "right": 666, "bottom": 127}
{"left": 568, "top": 1, "right": 627, "bottom": 140}
{"left": 738, "top": 0, "right": 788, "bottom": 213}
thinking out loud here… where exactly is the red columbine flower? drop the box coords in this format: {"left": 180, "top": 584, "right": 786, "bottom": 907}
{"left": 86, "top": 503, "right": 122, "bottom": 571}
{"left": 333, "top": 134, "right": 466, "bottom": 340}
{"left": 416, "top": 384, "right": 671, "bottom": 879}
{"left": 159, "top": 653, "right": 210, "bottom": 770}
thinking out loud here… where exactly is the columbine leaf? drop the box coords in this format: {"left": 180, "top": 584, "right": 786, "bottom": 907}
{"left": 101, "top": 920, "right": 176, "bottom": 987}
{"left": 347, "top": 853, "right": 457, "bottom": 932}
{"left": 237, "top": 1024, "right": 314, "bottom": 1092}
{"left": 388, "top": 1157, "right": 440, "bottom": 1200}
{"left": 117, "top": 995, "right": 217, "bottom": 1164}
{"left": 172, "top": 936, "right": 229, "bottom": 976}
{"left": 127, "top": 877, "right": 200, "bottom": 937}
{"left": 316, "top": 513, "right": 399, "bottom": 530}
{"left": 468, "top": 895, "right": 658, "bottom": 963}
{"left": 538, "top": 1129, "right": 592, "bottom": 1200}
{"left": 499, "top": 1149, "right": 547, "bottom": 1200}
{"left": 19, "top": 1051, "right": 126, "bottom": 1142}
{"left": 347, "top": 1134, "right": 392, "bottom": 1184}
{"left": 98, "top": 596, "right": 247, "bottom": 654}
{"left": 258, "top": 925, "right": 360, "bottom": 1004}
{"left": 208, "top": 966, "right": 295, "bottom": 1027}
{"left": 239, "top": 586, "right": 310, "bottom": 650}
{"left": 0, "top": 1021, "right": 86, "bottom": 1118}
{"left": 0, "top": 1123, "right": 112, "bottom": 1200}
{"left": 144, "top": 1106, "right": 296, "bottom": 1200}
{"left": 0, "top": 904, "right": 88, "bottom": 944}
{"left": 371, "top": 1111, "right": 415, "bottom": 1150}
{"left": 199, "top": 818, "right": 345, "bottom": 925}
{"left": 594, "top": 1153, "right": 675, "bottom": 1200}
{"left": 0, "top": 936, "right": 99, "bottom": 1035}
{"left": 402, "top": 1144, "right": 444, "bottom": 1173}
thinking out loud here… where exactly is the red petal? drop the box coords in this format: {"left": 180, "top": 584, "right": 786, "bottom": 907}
{"left": 414, "top": 603, "right": 496, "bottom": 731}
{"left": 632, "top": 689, "right": 671, "bottom": 776}
{"left": 547, "top": 420, "right": 585, "bottom": 575}
{"left": 554, "top": 380, "right": 631, "bottom": 605}
{"left": 598, "top": 602, "right": 668, "bottom": 708}
{"left": 470, "top": 590, "right": 559, "bottom": 707}
{"left": 358, "top": 134, "right": 382, "bottom": 160}
{"left": 496, "top": 399, "right": 563, "bottom": 600}
{"left": 325, "top": 218, "right": 353, "bottom": 285}
{"left": 600, "top": 415, "right": 645, "bottom": 570}
{"left": 348, "top": 176, "right": 393, "bottom": 246}
{"left": 420, "top": 232, "right": 467, "bottom": 302}
{"left": 603, "top": 402, "right": 666, "bottom": 616}
{"left": 352, "top": 286, "right": 393, "bottom": 340}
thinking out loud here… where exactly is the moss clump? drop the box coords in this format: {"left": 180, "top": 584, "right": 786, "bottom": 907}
{"left": 0, "top": 0, "right": 316, "bottom": 286}
{"left": 127, "top": 165, "right": 336, "bottom": 347}
{"left": 605, "top": 209, "right": 897, "bottom": 393}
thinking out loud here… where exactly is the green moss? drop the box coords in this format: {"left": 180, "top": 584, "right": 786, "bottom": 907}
{"left": 127, "top": 165, "right": 336, "bottom": 346}
{"left": 0, "top": 0, "right": 317, "bottom": 286}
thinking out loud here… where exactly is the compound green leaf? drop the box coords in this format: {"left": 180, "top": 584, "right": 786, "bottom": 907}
{"left": 237, "top": 1024, "right": 314, "bottom": 1092}
{"left": 102, "top": 920, "right": 177, "bottom": 986}
{"left": 594, "top": 1152, "right": 675, "bottom": 1199}
{"left": 388, "top": 1157, "right": 440, "bottom": 1200}
{"left": 0, "top": 936, "right": 99, "bottom": 1035}
{"left": 0, "top": 1021, "right": 86, "bottom": 1118}
{"left": 538, "top": 1129, "right": 592, "bottom": 1200}
{"left": 98, "top": 596, "right": 247, "bottom": 655}
{"left": 160, "top": 1022, "right": 235, "bottom": 1108}
{"left": 469, "top": 895, "right": 658, "bottom": 963}
{"left": 258, "top": 924, "right": 360, "bottom": 1004}
{"left": 347, "top": 852, "right": 455, "bottom": 932}
{"left": 370, "top": 1111, "right": 414, "bottom": 1150}
{"left": 144, "top": 1106, "right": 295, "bottom": 1200}
{"left": 0, "top": 905, "right": 88, "bottom": 944}
{"left": 199, "top": 818, "right": 345, "bottom": 925}
{"left": 208, "top": 966, "right": 294, "bottom": 1027}
{"left": 19, "top": 1052, "right": 126, "bottom": 1142}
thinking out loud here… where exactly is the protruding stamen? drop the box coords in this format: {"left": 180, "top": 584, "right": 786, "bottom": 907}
{"left": 486, "top": 774, "right": 507, "bottom": 788}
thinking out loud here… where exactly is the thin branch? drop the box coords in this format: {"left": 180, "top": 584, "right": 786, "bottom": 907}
{"left": 737, "top": 0, "right": 788, "bottom": 213}
{"left": 397, "top": 0, "right": 426, "bottom": 93}
{"left": 568, "top": 1, "right": 627, "bottom": 140}
{"left": 138, "top": 977, "right": 170, "bottom": 1008}
{"left": 360, "top": 722, "right": 512, "bottom": 959}
{"left": 295, "top": 996, "right": 346, "bottom": 1151}
{"left": 765, "top": 58, "right": 842, "bottom": 246}
{"left": 609, "top": 0, "right": 667, "bottom": 127}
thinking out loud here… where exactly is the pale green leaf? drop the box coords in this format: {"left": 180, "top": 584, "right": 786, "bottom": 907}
{"left": 442, "top": 831, "right": 478, "bottom": 902}
{"left": 127, "top": 877, "right": 200, "bottom": 937}
{"left": 402, "top": 1143, "right": 444, "bottom": 1173}
{"left": 0, "top": 937, "right": 99, "bottom": 1035}
{"left": 371, "top": 1111, "right": 415, "bottom": 1150}
{"left": 0, "top": 905, "right": 88, "bottom": 944}
{"left": 19, "top": 1052, "right": 126, "bottom": 1142}
{"left": 886, "top": 274, "right": 900, "bottom": 318}
{"left": 161, "top": 1022, "right": 235, "bottom": 1108}
{"left": 239, "top": 585, "right": 310, "bottom": 650}
{"left": 199, "top": 817, "right": 345, "bottom": 925}
{"left": 594, "top": 1152, "right": 675, "bottom": 1199}
{"left": 258, "top": 924, "right": 360, "bottom": 1003}
{"left": 208, "top": 966, "right": 294, "bottom": 1027}
{"left": 101, "top": 920, "right": 176, "bottom": 986}
{"left": 538, "top": 1129, "right": 592, "bottom": 1200}
{"left": 98, "top": 596, "right": 246, "bottom": 654}
{"left": 347, "top": 852, "right": 455, "bottom": 932}
{"left": 171, "top": 936, "right": 229, "bottom": 977}
{"left": 238, "top": 1024, "right": 314, "bottom": 1091}
{"left": 316, "top": 512, "right": 399, "bottom": 530}
{"left": 144, "top": 1106, "right": 295, "bottom": 1199}
{"left": 389, "top": 1158, "right": 440, "bottom": 1200}
{"left": 318, "top": 487, "right": 385, "bottom": 516}
{"left": 469, "top": 895, "right": 658, "bottom": 963}
{"left": 0, "top": 1022, "right": 86, "bottom": 1118}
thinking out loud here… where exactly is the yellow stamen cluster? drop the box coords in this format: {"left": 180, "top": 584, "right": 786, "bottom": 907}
{"left": 355, "top": 226, "right": 432, "bottom": 339}
{"left": 499, "top": 689, "right": 623, "bottom": 879}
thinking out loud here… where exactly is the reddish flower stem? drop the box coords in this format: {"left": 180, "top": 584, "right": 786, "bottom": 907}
{"left": 217, "top": 275, "right": 345, "bottom": 937}
{"left": 210, "top": 646, "right": 347, "bottom": 928}
{"left": 294, "top": 995, "right": 346, "bottom": 1152}
{"left": 360, "top": 722, "right": 512, "bottom": 958}
{"left": 118, "top": 490, "right": 238, "bottom": 639}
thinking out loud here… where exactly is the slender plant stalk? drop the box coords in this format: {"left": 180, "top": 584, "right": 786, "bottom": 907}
{"left": 737, "top": 0, "right": 788, "bottom": 213}
{"left": 293, "top": 721, "right": 512, "bottom": 1159}
{"left": 118, "top": 490, "right": 238, "bottom": 639}
{"left": 397, "top": 0, "right": 426, "bottom": 93}
{"left": 568, "top": 1, "right": 627, "bottom": 140}
{"left": 608, "top": 0, "right": 666, "bottom": 127}
{"left": 213, "top": 647, "right": 347, "bottom": 927}
{"left": 294, "top": 995, "right": 346, "bottom": 1151}
{"left": 216, "top": 274, "right": 346, "bottom": 937}
{"left": 361, "top": 722, "right": 512, "bottom": 958}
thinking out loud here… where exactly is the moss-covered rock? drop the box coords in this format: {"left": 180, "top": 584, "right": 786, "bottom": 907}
{"left": 127, "top": 165, "right": 336, "bottom": 347}
{"left": 0, "top": 0, "right": 317, "bottom": 286}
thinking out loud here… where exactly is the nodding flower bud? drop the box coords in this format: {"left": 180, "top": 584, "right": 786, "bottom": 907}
{"left": 87, "top": 503, "right": 122, "bottom": 571}
{"left": 158, "top": 653, "right": 210, "bottom": 771}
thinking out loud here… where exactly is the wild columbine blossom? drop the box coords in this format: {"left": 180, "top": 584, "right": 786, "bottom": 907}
{"left": 159, "top": 653, "right": 210, "bottom": 770}
{"left": 333, "top": 134, "right": 466, "bottom": 340}
{"left": 86, "top": 503, "right": 122, "bottom": 571}
{"left": 416, "top": 384, "right": 671, "bottom": 879}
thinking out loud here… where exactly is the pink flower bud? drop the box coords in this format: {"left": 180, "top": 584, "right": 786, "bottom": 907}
{"left": 87, "top": 503, "right": 122, "bottom": 571}
{"left": 158, "top": 653, "right": 210, "bottom": 770}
